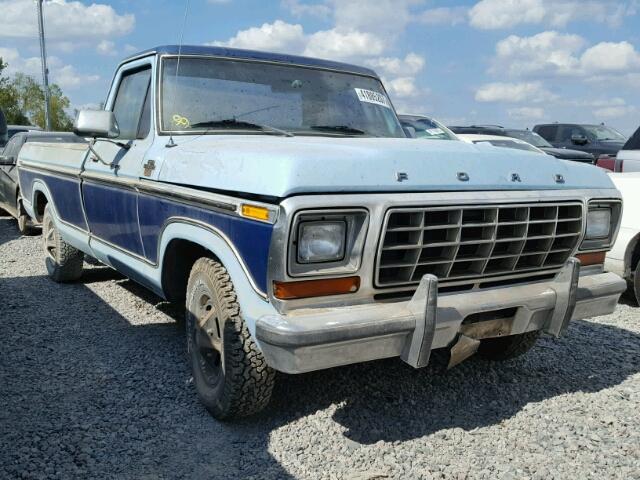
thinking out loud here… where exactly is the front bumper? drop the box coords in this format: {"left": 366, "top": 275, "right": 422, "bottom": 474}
{"left": 256, "top": 259, "right": 626, "bottom": 374}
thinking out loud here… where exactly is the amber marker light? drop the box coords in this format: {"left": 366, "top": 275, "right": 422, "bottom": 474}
{"left": 273, "top": 276, "right": 361, "bottom": 300}
{"left": 241, "top": 204, "right": 270, "bottom": 221}
{"left": 576, "top": 251, "right": 606, "bottom": 267}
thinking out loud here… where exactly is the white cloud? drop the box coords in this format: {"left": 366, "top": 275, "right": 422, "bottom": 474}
{"left": 491, "top": 31, "right": 640, "bottom": 78}
{"left": 304, "top": 29, "right": 385, "bottom": 59}
{"left": 475, "top": 82, "right": 556, "bottom": 103}
{"left": 211, "top": 20, "right": 386, "bottom": 61}
{"left": 491, "top": 31, "right": 585, "bottom": 77}
{"left": 96, "top": 40, "right": 116, "bottom": 56}
{"left": 330, "top": 0, "right": 417, "bottom": 37}
{"left": 366, "top": 53, "right": 425, "bottom": 77}
{"left": 508, "top": 107, "right": 545, "bottom": 120}
{"left": 469, "top": 0, "right": 632, "bottom": 30}
{"left": 0, "top": 46, "right": 99, "bottom": 90}
{"left": 593, "top": 105, "right": 637, "bottom": 118}
{"left": 580, "top": 41, "right": 640, "bottom": 73}
{"left": 281, "top": 0, "right": 331, "bottom": 17}
{"left": 418, "top": 6, "right": 468, "bottom": 26}
{"left": 0, "top": 0, "right": 134, "bottom": 41}
{"left": 210, "top": 20, "right": 306, "bottom": 54}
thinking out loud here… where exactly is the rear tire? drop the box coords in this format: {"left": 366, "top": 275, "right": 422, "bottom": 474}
{"left": 477, "top": 330, "right": 540, "bottom": 361}
{"left": 186, "top": 258, "right": 275, "bottom": 419}
{"left": 17, "top": 196, "right": 38, "bottom": 236}
{"left": 42, "top": 205, "right": 84, "bottom": 282}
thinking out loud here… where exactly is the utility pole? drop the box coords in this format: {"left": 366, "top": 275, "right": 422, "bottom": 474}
{"left": 36, "top": 0, "right": 52, "bottom": 131}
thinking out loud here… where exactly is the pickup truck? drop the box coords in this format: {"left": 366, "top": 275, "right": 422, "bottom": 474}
{"left": 17, "top": 45, "right": 627, "bottom": 419}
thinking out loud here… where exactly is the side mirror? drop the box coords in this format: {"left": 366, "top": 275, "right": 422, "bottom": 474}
{"left": 571, "top": 133, "right": 588, "bottom": 145}
{"left": 0, "top": 154, "right": 15, "bottom": 165}
{"left": 403, "top": 126, "right": 417, "bottom": 138}
{"left": 74, "top": 110, "right": 120, "bottom": 139}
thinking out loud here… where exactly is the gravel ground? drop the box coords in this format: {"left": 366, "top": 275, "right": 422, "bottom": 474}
{"left": 1, "top": 214, "right": 639, "bottom": 480}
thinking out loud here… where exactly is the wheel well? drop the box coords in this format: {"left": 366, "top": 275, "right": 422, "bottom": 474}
{"left": 161, "top": 239, "right": 214, "bottom": 303}
{"left": 33, "top": 190, "right": 48, "bottom": 223}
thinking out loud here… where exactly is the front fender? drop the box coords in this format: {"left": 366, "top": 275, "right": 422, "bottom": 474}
{"left": 157, "top": 221, "right": 278, "bottom": 340}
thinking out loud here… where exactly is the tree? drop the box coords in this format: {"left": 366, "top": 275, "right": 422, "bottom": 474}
{"left": 0, "top": 59, "right": 30, "bottom": 125}
{"left": 0, "top": 58, "right": 73, "bottom": 131}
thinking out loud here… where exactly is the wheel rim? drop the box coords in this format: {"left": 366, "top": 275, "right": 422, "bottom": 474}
{"left": 193, "top": 292, "right": 224, "bottom": 387}
{"left": 43, "top": 216, "right": 57, "bottom": 261}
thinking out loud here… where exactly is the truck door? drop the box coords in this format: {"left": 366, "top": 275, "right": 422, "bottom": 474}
{"left": 82, "top": 59, "right": 153, "bottom": 258}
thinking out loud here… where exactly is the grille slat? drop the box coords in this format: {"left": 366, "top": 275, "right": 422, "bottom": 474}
{"left": 376, "top": 202, "right": 584, "bottom": 288}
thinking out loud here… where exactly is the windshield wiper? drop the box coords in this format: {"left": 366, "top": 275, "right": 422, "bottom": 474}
{"left": 309, "top": 125, "right": 367, "bottom": 135}
{"left": 190, "top": 119, "right": 294, "bottom": 137}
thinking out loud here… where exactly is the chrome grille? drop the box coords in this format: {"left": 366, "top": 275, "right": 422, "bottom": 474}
{"left": 376, "top": 202, "right": 583, "bottom": 287}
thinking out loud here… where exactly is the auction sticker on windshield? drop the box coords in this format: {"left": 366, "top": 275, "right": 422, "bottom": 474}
{"left": 355, "top": 88, "right": 392, "bottom": 109}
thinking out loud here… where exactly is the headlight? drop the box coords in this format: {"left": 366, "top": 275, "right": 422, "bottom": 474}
{"left": 288, "top": 210, "right": 368, "bottom": 277}
{"left": 580, "top": 200, "right": 621, "bottom": 251}
{"left": 297, "top": 221, "right": 346, "bottom": 263}
{"left": 585, "top": 209, "right": 611, "bottom": 239}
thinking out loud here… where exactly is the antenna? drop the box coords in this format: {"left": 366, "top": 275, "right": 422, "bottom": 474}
{"left": 35, "top": 0, "right": 52, "bottom": 131}
{"left": 166, "top": 0, "right": 191, "bottom": 148}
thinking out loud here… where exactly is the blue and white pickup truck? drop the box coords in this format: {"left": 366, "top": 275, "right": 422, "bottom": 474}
{"left": 18, "top": 46, "right": 627, "bottom": 419}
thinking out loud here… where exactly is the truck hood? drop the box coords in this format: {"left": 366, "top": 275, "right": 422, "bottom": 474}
{"left": 159, "top": 136, "right": 616, "bottom": 198}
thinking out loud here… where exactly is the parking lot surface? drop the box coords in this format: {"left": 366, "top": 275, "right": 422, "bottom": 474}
{"left": 1, "top": 215, "right": 639, "bottom": 479}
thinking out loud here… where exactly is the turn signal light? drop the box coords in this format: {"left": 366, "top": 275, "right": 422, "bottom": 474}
{"left": 273, "top": 276, "right": 360, "bottom": 300}
{"left": 576, "top": 251, "right": 606, "bottom": 267}
{"left": 241, "top": 204, "right": 270, "bottom": 221}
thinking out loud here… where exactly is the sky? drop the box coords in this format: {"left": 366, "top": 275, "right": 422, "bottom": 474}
{"left": 0, "top": 0, "right": 639, "bottom": 134}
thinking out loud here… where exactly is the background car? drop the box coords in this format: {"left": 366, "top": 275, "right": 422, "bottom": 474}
{"left": 449, "top": 125, "right": 595, "bottom": 163}
{"left": 533, "top": 123, "right": 627, "bottom": 159}
{"left": 0, "top": 131, "right": 85, "bottom": 234}
{"left": 457, "top": 133, "right": 547, "bottom": 154}
{"left": 605, "top": 173, "right": 640, "bottom": 305}
{"left": 398, "top": 114, "right": 458, "bottom": 140}
{"left": 6, "top": 124, "right": 42, "bottom": 143}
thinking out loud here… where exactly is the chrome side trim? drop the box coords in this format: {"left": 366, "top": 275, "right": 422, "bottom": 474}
{"left": 20, "top": 162, "right": 80, "bottom": 179}
{"left": 21, "top": 162, "right": 278, "bottom": 224}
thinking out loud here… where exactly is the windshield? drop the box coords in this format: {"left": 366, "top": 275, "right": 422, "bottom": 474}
{"left": 504, "top": 129, "right": 551, "bottom": 148}
{"left": 583, "top": 125, "right": 626, "bottom": 142}
{"left": 161, "top": 57, "right": 404, "bottom": 138}
{"left": 402, "top": 117, "right": 457, "bottom": 140}
{"left": 474, "top": 139, "right": 542, "bottom": 153}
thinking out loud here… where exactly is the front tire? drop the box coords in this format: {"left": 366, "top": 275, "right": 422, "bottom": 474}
{"left": 477, "top": 330, "right": 540, "bottom": 361}
{"left": 186, "top": 258, "right": 275, "bottom": 419}
{"left": 42, "top": 205, "right": 84, "bottom": 282}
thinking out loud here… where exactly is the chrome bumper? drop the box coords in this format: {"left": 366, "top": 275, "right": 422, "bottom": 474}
{"left": 256, "top": 259, "right": 626, "bottom": 374}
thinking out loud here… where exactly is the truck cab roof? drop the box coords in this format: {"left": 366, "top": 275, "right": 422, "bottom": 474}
{"left": 122, "top": 45, "right": 379, "bottom": 78}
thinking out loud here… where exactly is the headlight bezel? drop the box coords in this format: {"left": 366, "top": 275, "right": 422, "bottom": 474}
{"left": 288, "top": 209, "right": 368, "bottom": 277}
{"left": 579, "top": 200, "right": 622, "bottom": 252}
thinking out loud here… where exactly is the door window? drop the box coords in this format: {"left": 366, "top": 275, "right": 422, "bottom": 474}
{"left": 535, "top": 125, "right": 557, "bottom": 141}
{"left": 112, "top": 66, "right": 152, "bottom": 140}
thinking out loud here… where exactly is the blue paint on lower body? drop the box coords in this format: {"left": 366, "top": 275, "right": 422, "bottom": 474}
{"left": 82, "top": 181, "right": 145, "bottom": 257}
{"left": 18, "top": 169, "right": 87, "bottom": 230}
{"left": 19, "top": 169, "right": 274, "bottom": 294}
{"left": 138, "top": 193, "right": 273, "bottom": 293}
